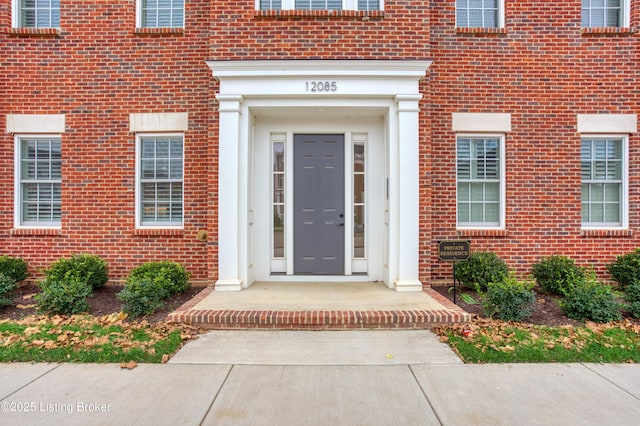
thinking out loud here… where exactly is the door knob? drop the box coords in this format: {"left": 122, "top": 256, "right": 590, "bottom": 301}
{"left": 337, "top": 213, "right": 344, "bottom": 227}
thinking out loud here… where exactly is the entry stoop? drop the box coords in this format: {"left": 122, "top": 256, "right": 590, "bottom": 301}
{"left": 168, "top": 282, "right": 472, "bottom": 330}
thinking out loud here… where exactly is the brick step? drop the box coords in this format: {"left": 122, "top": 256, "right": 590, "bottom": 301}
{"left": 168, "top": 287, "right": 472, "bottom": 330}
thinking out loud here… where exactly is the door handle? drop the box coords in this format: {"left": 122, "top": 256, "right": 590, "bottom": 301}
{"left": 337, "top": 213, "right": 344, "bottom": 227}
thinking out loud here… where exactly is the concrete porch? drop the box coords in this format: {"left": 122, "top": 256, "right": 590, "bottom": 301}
{"left": 168, "top": 282, "right": 471, "bottom": 329}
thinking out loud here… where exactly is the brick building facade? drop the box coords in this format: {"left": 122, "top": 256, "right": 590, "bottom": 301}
{"left": 1, "top": 1, "right": 638, "bottom": 290}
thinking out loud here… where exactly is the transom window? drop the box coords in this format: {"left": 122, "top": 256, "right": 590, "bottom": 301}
{"left": 138, "top": 0, "right": 184, "bottom": 28}
{"left": 581, "top": 137, "right": 626, "bottom": 227}
{"left": 14, "top": 0, "right": 60, "bottom": 28}
{"left": 258, "top": 0, "right": 381, "bottom": 10}
{"left": 581, "top": 0, "right": 628, "bottom": 28}
{"left": 456, "top": 0, "right": 502, "bottom": 28}
{"left": 137, "top": 135, "right": 184, "bottom": 227}
{"left": 456, "top": 136, "right": 504, "bottom": 228}
{"left": 16, "top": 137, "right": 62, "bottom": 227}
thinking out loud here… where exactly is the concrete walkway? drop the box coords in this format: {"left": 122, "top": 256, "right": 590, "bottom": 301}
{"left": 1, "top": 330, "right": 639, "bottom": 425}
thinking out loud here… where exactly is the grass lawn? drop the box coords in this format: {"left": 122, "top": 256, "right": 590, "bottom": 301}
{"left": 434, "top": 319, "right": 640, "bottom": 363}
{"left": 0, "top": 314, "right": 199, "bottom": 363}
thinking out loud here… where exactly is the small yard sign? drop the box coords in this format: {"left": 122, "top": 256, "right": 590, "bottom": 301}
{"left": 438, "top": 240, "right": 470, "bottom": 305}
{"left": 438, "top": 240, "right": 470, "bottom": 261}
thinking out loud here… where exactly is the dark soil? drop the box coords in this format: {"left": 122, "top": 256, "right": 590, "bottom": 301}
{"left": 432, "top": 284, "right": 585, "bottom": 327}
{"left": 0, "top": 284, "right": 205, "bottom": 323}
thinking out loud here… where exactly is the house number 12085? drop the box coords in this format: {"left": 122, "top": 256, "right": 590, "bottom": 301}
{"left": 305, "top": 81, "right": 337, "bottom": 92}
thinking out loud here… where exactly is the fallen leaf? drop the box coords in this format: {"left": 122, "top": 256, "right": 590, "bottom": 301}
{"left": 120, "top": 361, "right": 138, "bottom": 370}
{"left": 16, "top": 304, "right": 36, "bottom": 310}
{"left": 161, "top": 354, "right": 170, "bottom": 363}
{"left": 22, "top": 293, "right": 36, "bottom": 300}
{"left": 385, "top": 353, "right": 394, "bottom": 359}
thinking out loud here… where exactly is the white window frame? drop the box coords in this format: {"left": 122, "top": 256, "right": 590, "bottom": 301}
{"left": 14, "top": 134, "right": 62, "bottom": 229}
{"left": 455, "top": 0, "right": 505, "bottom": 28}
{"left": 581, "top": 0, "right": 630, "bottom": 28}
{"left": 136, "top": 0, "right": 185, "bottom": 29}
{"left": 135, "top": 133, "right": 185, "bottom": 229}
{"left": 580, "top": 135, "right": 629, "bottom": 230}
{"left": 12, "top": 0, "right": 60, "bottom": 28}
{"left": 456, "top": 134, "right": 506, "bottom": 230}
{"left": 256, "top": 0, "right": 383, "bottom": 11}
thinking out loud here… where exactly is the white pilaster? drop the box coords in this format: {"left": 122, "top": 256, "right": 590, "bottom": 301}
{"left": 393, "top": 95, "right": 423, "bottom": 292}
{"left": 215, "top": 95, "right": 244, "bottom": 291}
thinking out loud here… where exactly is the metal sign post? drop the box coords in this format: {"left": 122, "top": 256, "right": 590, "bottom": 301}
{"left": 438, "top": 240, "right": 470, "bottom": 305}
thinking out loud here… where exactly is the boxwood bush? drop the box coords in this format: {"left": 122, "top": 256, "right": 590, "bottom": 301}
{"left": 531, "top": 255, "right": 584, "bottom": 296}
{"left": 0, "top": 273, "right": 19, "bottom": 307}
{"left": 46, "top": 254, "right": 108, "bottom": 290}
{"left": 624, "top": 282, "right": 640, "bottom": 319}
{"left": 34, "top": 275, "right": 93, "bottom": 315}
{"left": 453, "top": 251, "right": 509, "bottom": 292}
{"left": 0, "top": 255, "right": 28, "bottom": 283}
{"left": 560, "top": 272, "right": 623, "bottom": 323}
{"left": 118, "top": 261, "right": 190, "bottom": 318}
{"left": 481, "top": 275, "right": 536, "bottom": 322}
{"left": 608, "top": 249, "right": 640, "bottom": 288}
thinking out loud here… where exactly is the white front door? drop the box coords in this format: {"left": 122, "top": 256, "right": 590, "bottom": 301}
{"left": 252, "top": 112, "right": 385, "bottom": 282}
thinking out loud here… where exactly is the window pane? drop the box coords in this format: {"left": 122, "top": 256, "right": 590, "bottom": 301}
{"left": 484, "top": 203, "right": 499, "bottom": 223}
{"left": 354, "top": 205, "right": 365, "bottom": 258}
{"left": 605, "top": 203, "right": 620, "bottom": 223}
{"left": 273, "top": 206, "right": 285, "bottom": 258}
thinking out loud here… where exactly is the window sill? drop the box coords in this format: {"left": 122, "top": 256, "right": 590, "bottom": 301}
{"left": 7, "top": 27, "right": 61, "bottom": 37}
{"left": 254, "top": 9, "right": 384, "bottom": 20}
{"left": 581, "top": 228, "right": 632, "bottom": 237}
{"left": 456, "top": 27, "right": 507, "bottom": 35}
{"left": 134, "top": 27, "right": 184, "bottom": 36}
{"left": 581, "top": 27, "right": 635, "bottom": 36}
{"left": 11, "top": 228, "right": 61, "bottom": 236}
{"left": 457, "top": 228, "right": 508, "bottom": 237}
{"left": 134, "top": 228, "right": 184, "bottom": 236}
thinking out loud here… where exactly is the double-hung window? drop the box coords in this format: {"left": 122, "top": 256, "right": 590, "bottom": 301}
{"left": 14, "top": 0, "right": 60, "bottom": 28}
{"left": 138, "top": 0, "right": 184, "bottom": 28}
{"left": 581, "top": 137, "right": 627, "bottom": 228}
{"left": 456, "top": 136, "right": 505, "bottom": 228}
{"left": 258, "top": 0, "right": 381, "bottom": 10}
{"left": 456, "top": 0, "right": 503, "bottom": 28}
{"left": 581, "top": 0, "right": 629, "bottom": 28}
{"left": 16, "top": 136, "right": 62, "bottom": 227}
{"left": 137, "top": 135, "right": 184, "bottom": 227}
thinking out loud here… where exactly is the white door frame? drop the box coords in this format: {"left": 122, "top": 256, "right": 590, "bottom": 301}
{"left": 252, "top": 114, "right": 385, "bottom": 282}
{"left": 209, "top": 60, "right": 431, "bottom": 292}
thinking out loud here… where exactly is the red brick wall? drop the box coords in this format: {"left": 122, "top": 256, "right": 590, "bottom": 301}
{"left": 2, "top": 1, "right": 639, "bottom": 285}
{"left": 428, "top": 0, "right": 640, "bottom": 281}
{"left": 1, "top": 0, "right": 215, "bottom": 284}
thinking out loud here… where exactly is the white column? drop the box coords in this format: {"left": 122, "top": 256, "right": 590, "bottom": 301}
{"left": 394, "top": 95, "right": 423, "bottom": 292}
{"left": 215, "top": 95, "right": 244, "bottom": 291}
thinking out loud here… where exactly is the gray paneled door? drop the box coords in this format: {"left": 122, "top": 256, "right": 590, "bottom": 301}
{"left": 293, "top": 134, "right": 345, "bottom": 274}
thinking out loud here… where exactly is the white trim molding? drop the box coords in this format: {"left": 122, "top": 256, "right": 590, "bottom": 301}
{"left": 208, "top": 60, "right": 431, "bottom": 292}
{"left": 577, "top": 114, "right": 637, "bottom": 134}
{"left": 129, "top": 112, "right": 189, "bottom": 132}
{"left": 6, "top": 114, "right": 65, "bottom": 133}
{"left": 452, "top": 113, "right": 512, "bottom": 133}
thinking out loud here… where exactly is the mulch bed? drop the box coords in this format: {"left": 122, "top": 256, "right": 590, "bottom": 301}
{"left": 0, "top": 284, "right": 206, "bottom": 324}
{"left": 431, "top": 284, "right": 584, "bottom": 327}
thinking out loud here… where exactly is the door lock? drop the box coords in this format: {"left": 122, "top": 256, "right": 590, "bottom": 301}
{"left": 337, "top": 213, "right": 344, "bottom": 227}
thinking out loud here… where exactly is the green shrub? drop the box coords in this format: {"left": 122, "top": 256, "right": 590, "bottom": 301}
{"left": 117, "top": 277, "right": 166, "bottom": 318}
{"left": 126, "top": 261, "right": 190, "bottom": 297}
{"left": 453, "top": 251, "right": 509, "bottom": 292}
{"left": 481, "top": 275, "right": 536, "bottom": 322}
{"left": 0, "top": 255, "right": 28, "bottom": 283}
{"left": 0, "top": 273, "right": 18, "bottom": 307}
{"left": 624, "top": 282, "right": 640, "bottom": 319}
{"left": 118, "top": 261, "right": 190, "bottom": 318}
{"left": 560, "top": 272, "right": 623, "bottom": 323}
{"left": 608, "top": 249, "right": 640, "bottom": 288}
{"left": 531, "top": 255, "right": 585, "bottom": 296}
{"left": 34, "top": 275, "right": 93, "bottom": 315}
{"left": 46, "top": 254, "right": 108, "bottom": 290}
